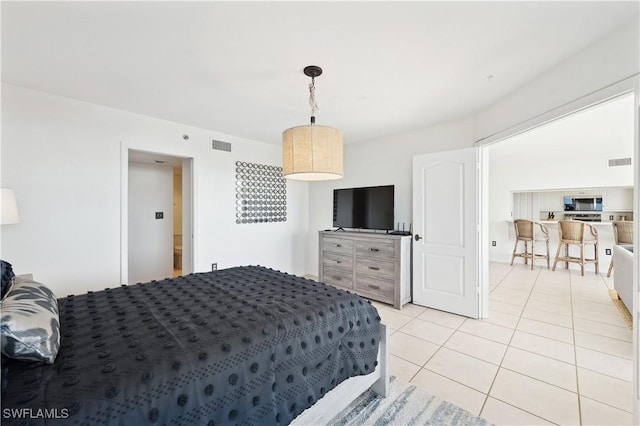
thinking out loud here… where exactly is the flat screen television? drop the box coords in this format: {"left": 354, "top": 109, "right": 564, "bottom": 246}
{"left": 333, "top": 185, "right": 394, "bottom": 231}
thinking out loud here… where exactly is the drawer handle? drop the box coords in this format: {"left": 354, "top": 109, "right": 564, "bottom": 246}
{"left": 333, "top": 244, "right": 342, "bottom": 248}
{"left": 333, "top": 276, "right": 342, "bottom": 281}
{"left": 368, "top": 266, "right": 380, "bottom": 271}
{"left": 334, "top": 260, "right": 342, "bottom": 264}
{"left": 368, "top": 284, "right": 380, "bottom": 290}
{"left": 369, "top": 248, "right": 379, "bottom": 252}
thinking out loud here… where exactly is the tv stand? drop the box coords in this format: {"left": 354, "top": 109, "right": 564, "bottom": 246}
{"left": 318, "top": 231, "right": 411, "bottom": 310}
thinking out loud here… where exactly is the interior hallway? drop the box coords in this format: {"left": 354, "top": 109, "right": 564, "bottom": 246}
{"left": 378, "top": 261, "right": 633, "bottom": 425}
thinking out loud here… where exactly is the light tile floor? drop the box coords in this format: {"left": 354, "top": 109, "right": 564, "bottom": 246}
{"left": 375, "top": 261, "right": 633, "bottom": 425}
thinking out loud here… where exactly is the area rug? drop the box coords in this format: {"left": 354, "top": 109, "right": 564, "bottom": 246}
{"left": 609, "top": 289, "right": 633, "bottom": 330}
{"left": 329, "top": 376, "right": 491, "bottom": 426}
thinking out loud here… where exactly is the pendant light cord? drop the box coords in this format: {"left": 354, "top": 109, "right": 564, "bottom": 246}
{"left": 309, "top": 77, "right": 319, "bottom": 124}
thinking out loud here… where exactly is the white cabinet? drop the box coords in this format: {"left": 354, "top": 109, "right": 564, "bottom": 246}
{"left": 604, "top": 188, "right": 633, "bottom": 211}
{"left": 565, "top": 189, "right": 601, "bottom": 196}
{"left": 539, "top": 192, "right": 563, "bottom": 211}
{"left": 515, "top": 192, "right": 562, "bottom": 219}
{"left": 513, "top": 188, "right": 632, "bottom": 222}
{"left": 513, "top": 192, "right": 534, "bottom": 219}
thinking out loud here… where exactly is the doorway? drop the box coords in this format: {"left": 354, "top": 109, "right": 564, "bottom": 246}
{"left": 478, "top": 89, "right": 637, "bottom": 422}
{"left": 123, "top": 149, "right": 194, "bottom": 284}
{"left": 173, "top": 166, "right": 183, "bottom": 277}
{"left": 486, "top": 93, "right": 634, "bottom": 267}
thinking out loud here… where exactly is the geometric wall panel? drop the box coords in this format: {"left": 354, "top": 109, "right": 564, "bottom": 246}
{"left": 235, "top": 161, "right": 287, "bottom": 224}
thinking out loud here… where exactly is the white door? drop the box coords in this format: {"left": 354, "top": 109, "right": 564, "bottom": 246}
{"left": 412, "top": 147, "right": 481, "bottom": 318}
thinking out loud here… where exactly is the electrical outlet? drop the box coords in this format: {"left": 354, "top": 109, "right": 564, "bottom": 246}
{"left": 155, "top": 212, "right": 163, "bottom": 219}
{"left": 491, "top": 241, "right": 496, "bottom": 247}
{"left": 605, "top": 249, "right": 611, "bottom": 256}
{"left": 211, "top": 263, "right": 217, "bottom": 271}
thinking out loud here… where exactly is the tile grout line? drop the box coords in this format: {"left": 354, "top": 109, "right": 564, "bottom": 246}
{"left": 571, "top": 267, "right": 632, "bottom": 425}
{"left": 414, "top": 319, "right": 465, "bottom": 376}
{"left": 499, "top": 266, "right": 586, "bottom": 425}
{"left": 478, "top": 263, "right": 542, "bottom": 420}
{"left": 569, "top": 268, "right": 585, "bottom": 426}
{"left": 403, "top": 309, "right": 470, "bottom": 386}
{"left": 397, "top": 264, "right": 630, "bottom": 425}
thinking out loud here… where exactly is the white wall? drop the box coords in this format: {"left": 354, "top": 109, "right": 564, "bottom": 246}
{"left": 306, "top": 118, "right": 475, "bottom": 274}
{"left": 128, "top": 162, "right": 174, "bottom": 283}
{"left": 0, "top": 84, "right": 309, "bottom": 297}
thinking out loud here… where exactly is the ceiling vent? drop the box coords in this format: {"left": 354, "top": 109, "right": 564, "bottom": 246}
{"left": 608, "top": 157, "right": 631, "bottom": 167}
{"left": 211, "top": 139, "right": 231, "bottom": 152}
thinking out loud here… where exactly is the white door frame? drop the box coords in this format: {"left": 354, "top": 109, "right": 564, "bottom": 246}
{"left": 474, "top": 76, "right": 639, "bottom": 423}
{"left": 479, "top": 147, "right": 490, "bottom": 318}
{"left": 120, "top": 144, "right": 196, "bottom": 284}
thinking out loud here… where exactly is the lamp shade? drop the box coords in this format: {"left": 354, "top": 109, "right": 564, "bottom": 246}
{"left": 1, "top": 188, "right": 19, "bottom": 225}
{"left": 282, "top": 124, "right": 343, "bottom": 181}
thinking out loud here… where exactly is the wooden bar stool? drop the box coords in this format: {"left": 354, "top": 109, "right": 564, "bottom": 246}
{"left": 510, "top": 219, "right": 550, "bottom": 270}
{"left": 607, "top": 220, "right": 633, "bottom": 277}
{"left": 552, "top": 220, "right": 599, "bottom": 276}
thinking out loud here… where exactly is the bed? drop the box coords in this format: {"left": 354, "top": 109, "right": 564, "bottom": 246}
{"left": 1, "top": 265, "right": 388, "bottom": 425}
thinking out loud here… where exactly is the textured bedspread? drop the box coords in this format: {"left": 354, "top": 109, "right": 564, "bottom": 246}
{"left": 1, "top": 266, "right": 381, "bottom": 425}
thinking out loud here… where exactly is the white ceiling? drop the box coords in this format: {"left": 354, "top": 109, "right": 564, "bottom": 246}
{"left": 2, "top": 1, "right": 638, "bottom": 145}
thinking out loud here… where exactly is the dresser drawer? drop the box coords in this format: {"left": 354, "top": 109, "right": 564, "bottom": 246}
{"left": 323, "top": 253, "right": 353, "bottom": 272}
{"left": 355, "top": 275, "right": 394, "bottom": 300}
{"left": 356, "top": 258, "right": 395, "bottom": 281}
{"left": 322, "top": 267, "right": 353, "bottom": 290}
{"left": 323, "top": 237, "right": 353, "bottom": 255}
{"left": 356, "top": 239, "right": 395, "bottom": 259}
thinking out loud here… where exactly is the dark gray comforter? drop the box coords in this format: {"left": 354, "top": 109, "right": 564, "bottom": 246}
{"left": 1, "top": 266, "right": 381, "bottom": 425}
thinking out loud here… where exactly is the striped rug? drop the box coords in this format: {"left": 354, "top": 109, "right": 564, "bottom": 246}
{"left": 330, "top": 376, "right": 491, "bottom": 426}
{"left": 609, "top": 289, "right": 633, "bottom": 329}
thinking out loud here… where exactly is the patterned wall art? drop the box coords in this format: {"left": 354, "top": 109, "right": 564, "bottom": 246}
{"left": 235, "top": 161, "right": 287, "bottom": 224}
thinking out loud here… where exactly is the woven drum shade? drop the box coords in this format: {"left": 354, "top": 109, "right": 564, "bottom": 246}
{"left": 282, "top": 124, "right": 343, "bottom": 181}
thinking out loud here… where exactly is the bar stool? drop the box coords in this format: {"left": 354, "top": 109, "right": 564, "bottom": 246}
{"left": 607, "top": 220, "right": 633, "bottom": 277}
{"left": 552, "top": 220, "right": 599, "bottom": 276}
{"left": 510, "top": 219, "right": 550, "bottom": 269}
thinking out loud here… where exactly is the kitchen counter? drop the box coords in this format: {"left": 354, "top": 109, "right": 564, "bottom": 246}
{"left": 504, "top": 219, "right": 617, "bottom": 273}
{"left": 538, "top": 220, "right": 615, "bottom": 227}
{"left": 507, "top": 220, "right": 618, "bottom": 227}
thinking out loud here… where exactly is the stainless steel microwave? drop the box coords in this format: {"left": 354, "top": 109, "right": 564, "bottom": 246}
{"left": 563, "top": 196, "right": 603, "bottom": 212}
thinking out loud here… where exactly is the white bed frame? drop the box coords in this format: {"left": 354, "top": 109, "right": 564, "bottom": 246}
{"left": 291, "top": 322, "right": 390, "bottom": 425}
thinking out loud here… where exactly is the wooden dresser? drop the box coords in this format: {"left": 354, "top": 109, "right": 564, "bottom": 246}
{"left": 318, "top": 231, "right": 411, "bottom": 309}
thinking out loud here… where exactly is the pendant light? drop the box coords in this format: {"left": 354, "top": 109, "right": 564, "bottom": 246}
{"left": 282, "top": 66, "right": 343, "bottom": 181}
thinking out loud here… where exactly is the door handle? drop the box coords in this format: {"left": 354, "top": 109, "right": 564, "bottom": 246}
{"left": 415, "top": 234, "right": 422, "bottom": 241}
